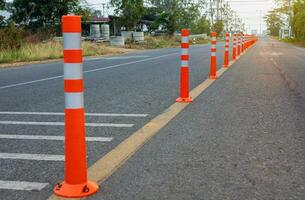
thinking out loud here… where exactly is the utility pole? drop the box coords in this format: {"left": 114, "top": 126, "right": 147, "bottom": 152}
{"left": 288, "top": 0, "right": 292, "bottom": 37}
{"left": 101, "top": 3, "right": 106, "bottom": 18}
{"left": 210, "top": 0, "right": 214, "bottom": 26}
{"left": 257, "top": 10, "right": 262, "bottom": 35}
{"left": 220, "top": 0, "right": 223, "bottom": 21}
{"left": 216, "top": 0, "right": 219, "bottom": 21}
{"left": 234, "top": 13, "right": 238, "bottom": 32}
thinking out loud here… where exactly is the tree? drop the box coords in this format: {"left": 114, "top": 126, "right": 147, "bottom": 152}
{"left": 212, "top": 20, "right": 224, "bottom": 35}
{"left": 268, "top": 0, "right": 305, "bottom": 40}
{"left": 264, "top": 10, "right": 283, "bottom": 36}
{"left": 0, "top": 0, "right": 4, "bottom": 8}
{"left": 10, "top": 0, "right": 81, "bottom": 30}
{"left": 149, "top": 0, "right": 202, "bottom": 35}
{"left": 179, "top": 1, "right": 200, "bottom": 30}
{"left": 110, "top": 0, "right": 144, "bottom": 31}
{"left": 0, "top": 0, "right": 6, "bottom": 26}
{"left": 190, "top": 17, "right": 210, "bottom": 34}
{"left": 292, "top": 0, "right": 305, "bottom": 40}
{"left": 142, "top": 6, "right": 161, "bottom": 31}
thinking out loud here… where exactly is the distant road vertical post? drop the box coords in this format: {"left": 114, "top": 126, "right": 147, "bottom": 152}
{"left": 244, "top": 35, "right": 248, "bottom": 50}
{"left": 176, "top": 29, "right": 193, "bottom": 103}
{"left": 209, "top": 32, "right": 217, "bottom": 80}
{"left": 53, "top": 15, "right": 99, "bottom": 198}
{"left": 241, "top": 34, "right": 245, "bottom": 53}
{"left": 237, "top": 33, "right": 241, "bottom": 56}
{"left": 223, "top": 33, "right": 230, "bottom": 68}
{"left": 232, "top": 33, "right": 237, "bottom": 61}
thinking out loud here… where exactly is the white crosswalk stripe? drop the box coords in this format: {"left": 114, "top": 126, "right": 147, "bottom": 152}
{"left": 0, "top": 121, "right": 134, "bottom": 128}
{"left": 0, "top": 180, "right": 49, "bottom": 191}
{"left": 0, "top": 111, "right": 148, "bottom": 117}
{"left": 0, "top": 153, "right": 64, "bottom": 161}
{"left": 0, "top": 110, "right": 148, "bottom": 193}
{"left": 0, "top": 134, "right": 113, "bottom": 142}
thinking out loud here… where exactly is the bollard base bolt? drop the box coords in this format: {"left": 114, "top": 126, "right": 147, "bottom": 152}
{"left": 209, "top": 75, "right": 218, "bottom": 80}
{"left": 54, "top": 180, "right": 99, "bottom": 198}
{"left": 176, "top": 97, "right": 193, "bottom": 103}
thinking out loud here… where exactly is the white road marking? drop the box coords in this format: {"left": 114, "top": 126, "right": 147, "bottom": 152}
{"left": 0, "top": 134, "right": 113, "bottom": 142}
{"left": 0, "top": 53, "right": 178, "bottom": 90}
{"left": 0, "top": 153, "right": 64, "bottom": 161}
{"left": 87, "top": 55, "right": 151, "bottom": 60}
{"left": 82, "top": 53, "right": 178, "bottom": 74}
{"left": 0, "top": 180, "right": 49, "bottom": 191}
{"left": 0, "top": 76, "right": 62, "bottom": 89}
{"left": 0, "top": 111, "right": 148, "bottom": 117}
{"left": 0, "top": 121, "right": 134, "bottom": 128}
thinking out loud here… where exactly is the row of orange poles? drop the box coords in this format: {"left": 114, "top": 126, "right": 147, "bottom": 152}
{"left": 177, "top": 30, "right": 258, "bottom": 103}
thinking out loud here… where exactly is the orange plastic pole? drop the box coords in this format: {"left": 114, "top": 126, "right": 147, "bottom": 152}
{"left": 176, "top": 29, "right": 192, "bottom": 103}
{"left": 237, "top": 33, "right": 241, "bottom": 56}
{"left": 54, "top": 15, "right": 99, "bottom": 198}
{"left": 209, "top": 32, "right": 217, "bottom": 79}
{"left": 244, "top": 35, "right": 247, "bottom": 51}
{"left": 241, "top": 34, "right": 244, "bottom": 53}
{"left": 232, "top": 33, "right": 237, "bottom": 61}
{"left": 223, "top": 33, "right": 230, "bottom": 68}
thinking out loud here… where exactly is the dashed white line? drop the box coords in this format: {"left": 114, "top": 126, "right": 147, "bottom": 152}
{"left": 85, "top": 113, "right": 148, "bottom": 117}
{"left": 0, "top": 134, "right": 113, "bottom": 142}
{"left": 0, "top": 121, "right": 134, "bottom": 128}
{"left": 0, "top": 180, "right": 49, "bottom": 191}
{"left": 0, "top": 76, "right": 62, "bottom": 89}
{"left": 87, "top": 55, "right": 151, "bottom": 60}
{"left": 0, "top": 153, "right": 64, "bottom": 161}
{"left": 0, "top": 111, "right": 148, "bottom": 117}
{"left": 0, "top": 53, "right": 178, "bottom": 90}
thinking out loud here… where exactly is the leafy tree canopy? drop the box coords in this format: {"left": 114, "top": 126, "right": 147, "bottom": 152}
{"left": 110, "top": 0, "right": 144, "bottom": 31}
{"left": 148, "top": 0, "right": 201, "bottom": 35}
{"left": 264, "top": 10, "right": 283, "bottom": 36}
{"left": 10, "top": 0, "right": 85, "bottom": 30}
{"left": 0, "top": 0, "right": 5, "bottom": 9}
{"left": 212, "top": 20, "right": 224, "bottom": 36}
{"left": 292, "top": 0, "right": 305, "bottom": 40}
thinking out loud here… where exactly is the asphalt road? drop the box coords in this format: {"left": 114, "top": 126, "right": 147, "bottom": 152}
{"left": 1, "top": 37, "right": 304, "bottom": 200}
{"left": 0, "top": 42, "right": 227, "bottom": 200}
{"left": 88, "top": 38, "right": 305, "bottom": 200}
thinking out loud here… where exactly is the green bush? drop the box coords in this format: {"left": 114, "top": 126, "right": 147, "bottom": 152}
{"left": 0, "top": 24, "right": 24, "bottom": 50}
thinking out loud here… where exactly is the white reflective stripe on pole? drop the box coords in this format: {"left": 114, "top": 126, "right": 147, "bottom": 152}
{"left": 64, "top": 63, "right": 83, "bottom": 80}
{"left": 63, "top": 33, "right": 82, "bottom": 50}
{"left": 181, "top": 61, "right": 188, "bottom": 67}
{"left": 65, "top": 92, "right": 84, "bottom": 109}
{"left": 181, "top": 48, "right": 188, "bottom": 55}
{"left": 181, "top": 37, "right": 189, "bottom": 43}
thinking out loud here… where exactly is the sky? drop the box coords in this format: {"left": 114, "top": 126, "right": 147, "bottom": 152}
{"left": 86, "top": 0, "right": 276, "bottom": 34}
{"left": 226, "top": 0, "right": 276, "bottom": 34}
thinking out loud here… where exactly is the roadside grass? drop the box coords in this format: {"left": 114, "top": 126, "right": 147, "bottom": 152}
{"left": 125, "top": 35, "right": 209, "bottom": 49}
{"left": 0, "top": 35, "right": 209, "bottom": 66}
{"left": 280, "top": 37, "right": 305, "bottom": 47}
{"left": 0, "top": 41, "right": 130, "bottom": 64}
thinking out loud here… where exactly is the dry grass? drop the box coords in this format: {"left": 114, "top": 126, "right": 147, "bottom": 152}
{"left": 125, "top": 35, "right": 209, "bottom": 49}
{"left": 281, "top": 37, "right": 305, "bottom": 47}
{"left": 0, "top": 35, "right": 209, "bottom": 66}
{"left": 0, "top": 41, "right": 132, "bottom": 65}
